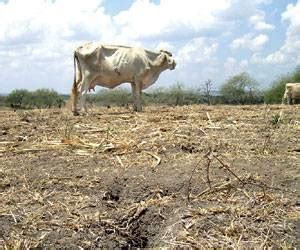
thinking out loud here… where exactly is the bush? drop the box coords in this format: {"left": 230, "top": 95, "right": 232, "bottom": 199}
{"left": 91, "top": 88, "right": 131, "bottom": 107}
{"left": 31, "top": 89, "right": 64, "bottom": 108}
{"left": 6, "top": 88, "right": 65, "bottom": 109}
{"left": 6, "top": 89, "right": 31, "bottom": 109}
{"left": 0, "top": 95, "right": 6, "bottom": 107}
{"left": 145, "top": 83, "right": 202, "bottom": 106}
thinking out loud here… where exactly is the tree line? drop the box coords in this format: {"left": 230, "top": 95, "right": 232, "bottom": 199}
{"left": 2, "top": 65, "right": 299, "bottom": 109}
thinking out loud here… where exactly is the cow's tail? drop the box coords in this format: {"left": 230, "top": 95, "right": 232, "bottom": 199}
{"left": 72, "top": 51, "right": 81, "bottom": 115}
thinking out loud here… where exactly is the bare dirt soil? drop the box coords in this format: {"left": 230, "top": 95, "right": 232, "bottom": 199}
{"left": 0, "top": 104, "right": 299, "bottom": 248}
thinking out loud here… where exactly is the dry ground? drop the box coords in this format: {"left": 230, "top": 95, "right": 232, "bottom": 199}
{"left": 0, "top": 104, "right": 299, "bottom": 248}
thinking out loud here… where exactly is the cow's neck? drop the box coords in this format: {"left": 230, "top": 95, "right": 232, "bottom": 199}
{"left": 151, "top": 64, "right": 169, "bottom": 77}
{"left": 145, "top": 64, "right": 169, "bottom": 85}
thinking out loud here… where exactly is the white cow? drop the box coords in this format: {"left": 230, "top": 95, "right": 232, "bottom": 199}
{"left": 71, "top": 43, "right": 176, "bottom": 115}
{"left": 282, "top": 83, "right": 300, "bottom": 104}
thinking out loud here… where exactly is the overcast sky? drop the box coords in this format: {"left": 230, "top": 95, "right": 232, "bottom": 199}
{"left": 0, "top": 0, "right": 299, "bottom": 94}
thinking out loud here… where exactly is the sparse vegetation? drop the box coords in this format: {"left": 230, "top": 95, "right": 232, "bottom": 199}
{"left": 145, "top": 83, "right": 203, "bottom": 106}
{"left": 88, "top": 88, "right": 132, "bottom": 107}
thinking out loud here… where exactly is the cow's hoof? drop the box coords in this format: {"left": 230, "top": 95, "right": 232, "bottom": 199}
{"left": 73, "top": 111, "right": 80, "bottom": 116}
{"left": 133, "top": 107, "right": 142, "bottom": 112}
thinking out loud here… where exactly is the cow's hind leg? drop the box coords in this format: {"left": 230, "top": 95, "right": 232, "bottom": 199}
{"left": 78, "top": 76, "right": 93, "bottom": 115}
{"left": 131, "top": 82, "right": 142, "bottom": 112}
{"left": 72, "top": 81, "right": 82, "bottom": 116}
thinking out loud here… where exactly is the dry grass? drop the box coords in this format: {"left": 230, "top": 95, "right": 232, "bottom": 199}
{"left": 0, "top": 104, "right": 299, "bottom": 248}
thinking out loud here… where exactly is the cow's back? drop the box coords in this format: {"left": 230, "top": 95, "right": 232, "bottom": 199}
{"left": 76, "top": 44, "right": 153, "bottom": 86}
{"left": 111, "top": 47, "right": 150, "bottom": 76}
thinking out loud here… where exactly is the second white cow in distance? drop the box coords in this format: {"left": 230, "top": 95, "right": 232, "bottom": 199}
{"left": 282, "top": 83, "right": 300, "bottom": 105}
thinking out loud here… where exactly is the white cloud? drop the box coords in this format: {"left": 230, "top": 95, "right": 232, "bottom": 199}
{"left": 0, "top": 0, "right": 116, "bottom": 92}
{"left": 177, "top": 37, "right": 219, "bottom": 64}
{"left": 224, "top": 57, "right": 249, "bottom": 77}
{"left": 231, "top": 33, "right": 269, "bottom": 51}
{"left": 114, "top": 0, "right": 232, "bottom": 41}
{"left": 254, "top": 1, "right": 300, "bottom": 65}
{"left": 280, "top": 1, "right": 300, "bottom": 57}
{"left": 0, "top": 0, "right": 115, "bottom": 44}
{"left": 154, "top": 41, "right": 174, "bottom": 52}
{"left": 251, "top": 52, "right": 286, "bottom": 64}
{"left": 249, "top": 13, "right": 274, "bottom": 31}
{"left": 253, "top": 0, "right": 272, "bottom": 4}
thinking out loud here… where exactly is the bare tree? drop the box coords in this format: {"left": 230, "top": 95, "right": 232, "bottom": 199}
{"left": 203, "top": 79, "right": 212, "bottom": 105}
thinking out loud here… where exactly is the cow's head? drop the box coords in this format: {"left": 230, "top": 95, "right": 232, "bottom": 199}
{"left": 159, "top": 50, "right": 176, "bottom": 70}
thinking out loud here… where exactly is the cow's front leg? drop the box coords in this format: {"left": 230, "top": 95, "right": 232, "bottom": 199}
{"left": 131, "top": 82, "right": 142, "bottom": 112}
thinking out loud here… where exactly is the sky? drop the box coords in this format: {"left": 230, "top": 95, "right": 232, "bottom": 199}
{"left": 0, "top": 0, "right": 299, "bottom": 94}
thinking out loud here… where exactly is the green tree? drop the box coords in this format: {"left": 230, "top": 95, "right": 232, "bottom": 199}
{"left": 220, "top": 72, "right": 259, "bottom": 104}
{"left": 6, "top": 89, "right": 30, "bottom": 109}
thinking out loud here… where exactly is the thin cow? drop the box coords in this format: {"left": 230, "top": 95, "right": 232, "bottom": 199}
{"left": 282, "top": 83, "right": 300, "bottom": 104}
{"left": 71, "top": 43, "right": 176, "bottom": 115}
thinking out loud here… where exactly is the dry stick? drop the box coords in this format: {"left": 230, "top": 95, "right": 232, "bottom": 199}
{"left": 206, "top": 112, "right": 212, "bottom": 124}
{"left": 186, "top": 158, "right": 202, "bottom": 202}
{"left": 116, "top": 155, "right": 125, "bottom": 168}
{"left": 196, "top": 181, "right": 234, "bottom": 198}
{"left": 260, "top": 228, "right": 271, "bottom": 248}
{"left": 10, "top": 210, "right": 17, "bottom": 223}
{"left": 187, "top": 148, "right": 212, "bottom": 202}
{"left": 212, "top": 154, "right": 245, "bottom": 185}
{"left": 204, "top": 148, "right": 213, "bottom": 188}
{"left": 262, "top": 134, "right": 270, "bottom": 153}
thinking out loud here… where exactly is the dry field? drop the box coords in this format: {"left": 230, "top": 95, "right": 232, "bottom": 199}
{"left": 0, "top": 104, "right": 299, "bottom": 248}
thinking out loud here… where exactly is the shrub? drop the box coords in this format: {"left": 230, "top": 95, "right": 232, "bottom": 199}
{"left": 6, "top": 88, "right": 64, "bottom": 109}
{"left": 145, "top": 83, "right": 202, "bottom": 106}
{"left": 92, "top": 88, "right": 131, "bottom": 107}
{"left": 6, "top": 89, "right": 30, "bottom": 109}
